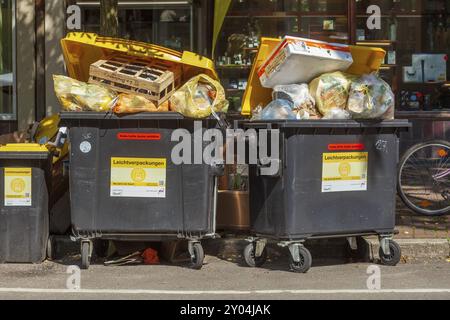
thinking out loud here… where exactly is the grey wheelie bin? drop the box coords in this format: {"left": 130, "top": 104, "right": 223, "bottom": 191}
{"left": 0, "top": 144, "right": 51, "bottom": 263}
{"left": 242, "top": 120, "right": 410, "bottom": 273}
{"left": 60, "top": 112, "right": 223, "bottom": 270}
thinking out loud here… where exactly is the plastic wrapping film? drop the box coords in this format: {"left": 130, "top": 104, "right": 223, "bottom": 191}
{"left": 53, "top": 75, "right": 117, "bottom": 112}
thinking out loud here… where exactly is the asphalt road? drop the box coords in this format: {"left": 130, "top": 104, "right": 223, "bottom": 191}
{"left": 0, "top": 256, "right": 449, "bottom": 300}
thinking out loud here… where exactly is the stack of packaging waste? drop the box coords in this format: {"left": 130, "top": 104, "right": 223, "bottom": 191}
{"left": 252, "top": 36, "right": 395, "bottom": 121}
{"left": 54, "top": 60, "right": 228, "bottom": 119}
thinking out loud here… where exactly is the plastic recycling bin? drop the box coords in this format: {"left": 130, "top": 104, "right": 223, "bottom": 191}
{"left": 0, "top": 144, "right": 51, "bottom": 263}
{"left": 242, "top": 120, "right": 410, "bottom": 273}
{"left": 61, "top": 112, "right": 223, "bottom": 270}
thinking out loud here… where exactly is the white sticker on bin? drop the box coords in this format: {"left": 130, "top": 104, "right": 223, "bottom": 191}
{"left": 110, "top": 157, "right": 166, "bottom": 198}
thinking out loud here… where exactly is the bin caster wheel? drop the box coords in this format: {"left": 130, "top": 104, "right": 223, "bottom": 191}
{"left": 81, "top": 242, "right": 91, "bottom": 270}
{"left": 189, "top": 243, "right": 204, "bottom": 270}
{"left": 243, "top": 243, "right": 267, "bottom": 268}
{"left": 379, "top": 240, "right": 401, "bottom": 266}
{"left": 289, "top": 246, "right": 312, "bottom": 273}
{"left": 47, "top": 236, "right": 56, "bottom": 261}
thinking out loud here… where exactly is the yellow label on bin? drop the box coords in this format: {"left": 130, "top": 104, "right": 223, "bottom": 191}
{"left": 4, "top": 168, "right": 32, "bottom": 206}
{"left": 322, "top": 153, "right": 368, "bottom": 193}
{"left": 110, "top": 158, "right": 166, "bottom": 198}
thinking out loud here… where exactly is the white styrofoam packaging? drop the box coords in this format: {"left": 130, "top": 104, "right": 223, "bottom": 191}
{"left": 258, "top": 36, "right": 354, "bottom": 88}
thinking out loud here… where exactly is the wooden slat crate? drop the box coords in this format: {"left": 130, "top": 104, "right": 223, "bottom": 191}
{"left": 89, "top": 55, "right": 182, "bottom": 105}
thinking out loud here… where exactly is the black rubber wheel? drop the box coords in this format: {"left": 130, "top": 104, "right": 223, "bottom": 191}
{"left": 379, "top": 240, "right": 402, "bottom": 266}
{"left": 243, "top": 243, "right": 268, "bottom": 268}
{"left": 289, "top": 246, "right": 312, "bottom": 273}
{"left": 81, "top": 242, "right": 91, "bottom": 270}
{"left": 190, "top": 243, "right": 204, "bottom": 270}
{"left": 46, "top": 236, "right": 55, "bottom": 261}
{"left": 94, "top": 240, "right": 109, "bottom": 258}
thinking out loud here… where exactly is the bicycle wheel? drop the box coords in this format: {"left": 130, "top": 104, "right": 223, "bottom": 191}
{"left": 398, "top": 140, "right": 450, "bottom": 216}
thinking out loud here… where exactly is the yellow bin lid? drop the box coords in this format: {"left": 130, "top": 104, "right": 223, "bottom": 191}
{"left": 61, "top": 32, "right": 218, "bottom": 83}
{"left": 241, "top": 37, "right": 386, "bottom": 116}
{"left": 0, "top": 144, "right": 49, "bottom": 153}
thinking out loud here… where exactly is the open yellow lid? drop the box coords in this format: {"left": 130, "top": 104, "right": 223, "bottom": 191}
{"left": 0, "top": 144, "right": 49, "bottom": 153}
{"left": 241, "top": 37, "right": 386, "bottom": 116}
{"left": 61, "top": 32, "right": 218, "bottom": 84}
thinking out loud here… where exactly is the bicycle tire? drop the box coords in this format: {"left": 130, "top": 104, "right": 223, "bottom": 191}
{"left": 398, "top": 140, "right": 450, "bottom": 216}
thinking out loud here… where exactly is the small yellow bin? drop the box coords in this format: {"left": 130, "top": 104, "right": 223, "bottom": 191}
{"left": 61, "top": 32, "right": 218, "bottom": 84}
{"left": 241, "top": 38, "right": 386, "bottom": 116}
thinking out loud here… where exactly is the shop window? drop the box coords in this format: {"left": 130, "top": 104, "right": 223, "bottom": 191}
{"left": 215, "top": 0, "right": 350, "bottom": 113}
{"left": 356, "top": 0, "right": 449, "bottom": 112}
{"left": 0, "top": 0, "right": 16, "bottom": 120}
{"left": 77, "top": 1, "right": 194, "bottom": 52}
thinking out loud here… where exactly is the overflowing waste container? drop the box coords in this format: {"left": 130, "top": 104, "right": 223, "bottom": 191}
{"left": 239, "top": 37, "right": 411, "bottom": 273}
{"left": 0, "top": 144, "right": 52, "bottom": 263}
{"left": 242, "top": 120, "right": 410, "bottom": 273}
{"left": 61, "top": 113, "right": 222, "bottom": 269}
{"left": 58, "top": 33, "right": 225, "bottom": 269}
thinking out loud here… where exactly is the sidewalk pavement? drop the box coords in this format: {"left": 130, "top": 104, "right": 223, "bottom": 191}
{"left": 206, "top": 198, "right": 449, "bottom": 264}
{"left": 396, "top": 196, "right": 449, "bottom": 240}
{"left": 51, "top": 197, "right": 449, "bottom": 265}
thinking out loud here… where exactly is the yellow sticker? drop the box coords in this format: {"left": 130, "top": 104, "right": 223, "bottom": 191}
{"left": 322, "top": 152, "right": 368, "bottom": 193}
{"left": 4, "top": 168, "right": 32, "bottom": 206}
{"left": 110, "top": 158, "right": 166, "bottom": 198}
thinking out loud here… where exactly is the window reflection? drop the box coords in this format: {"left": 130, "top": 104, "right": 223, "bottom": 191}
{"left": 80, "top": 7, "right": 192, "bottom": 51}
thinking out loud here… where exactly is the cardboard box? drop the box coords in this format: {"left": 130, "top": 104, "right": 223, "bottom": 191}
{"left": 258, "top": 36, "right": 353, "bottom": 88}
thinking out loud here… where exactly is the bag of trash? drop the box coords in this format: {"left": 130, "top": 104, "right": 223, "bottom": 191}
{"left": 309, "top": 72, "right": 355, "bottom": 116}
{"left": 347, "top": 73, "right": 395, "bottom": 120}
{"left": 53, "top": 75, "right": 117, "bottom": 112}
{"left": 257, "top": 99, "right": 296, "bottom": 121}
{"left": 170, "top": 74, "right": 229, "bottom": 119}
{"left": 113, "top": 94, "right": 169, "bottom": 114}
{"left": 322, "top": 108, "right": 351, "bottom": 120}
{"left": 273, "top": 84, "right": 319, "bottom": 119}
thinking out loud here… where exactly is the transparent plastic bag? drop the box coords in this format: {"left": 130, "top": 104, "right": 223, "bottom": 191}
{"left": 53, "top": 75, "right": 117, "bottom": 112}
{"left": 259, "top": 99, "right": 296, "bottom": 121}
{"left": 322, "top": 108, "right": 351, "bottom": 120}
{"left": 251, "top": 104, "right": 264, "bottom": 121}
{"left": 347, "top": 73, "right": 395, "bottom": 120}
{"left": 273, "top": 84, "right": 319, "bottom": 119}
{"left": 170, "top": 74, "right": 229, "bottom": 119}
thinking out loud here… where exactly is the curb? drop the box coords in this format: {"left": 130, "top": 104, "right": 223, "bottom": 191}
{"left": 365, "top": 238, "right": 450, "bottom": 263}
{"left": 203, "top": 237, "right": 450, "bottom": 264}
{"left": 50, "top": 236, "right": 450, "bottom": 264}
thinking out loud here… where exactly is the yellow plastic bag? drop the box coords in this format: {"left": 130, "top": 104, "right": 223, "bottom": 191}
{"left": 113, "top": 94, "right": 169, "bottom": 114}
{"left": 309, "top": 72, "right": 356, "bottom": 117}
{"left": 53, "top": 75, "right": 117, "bottom": 112}
{"left": 170, "top": 74, "right": 229, "bottom": 119}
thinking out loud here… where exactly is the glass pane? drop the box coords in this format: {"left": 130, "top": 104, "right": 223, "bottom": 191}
{"left": 217, "top": 0, "right": 351, "bottom": 112}
{"left": 80, "top": 6, "right": 192, "bottom": 51}
{"left": 154, "top": 9, "right": 191, "bottom": 51}
{"left": 300, "top": 16, "right": 349, "bottom": 43}
{"left": 356, "top": 0, "right": 450, "bottom": 111}
{"left": 0, "top": 0, "right": 14, "bottom": 115}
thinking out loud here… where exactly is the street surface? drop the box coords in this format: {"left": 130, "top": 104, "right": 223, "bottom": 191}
{"left": 0, "top": 255, "right": 449, "bottom": 300}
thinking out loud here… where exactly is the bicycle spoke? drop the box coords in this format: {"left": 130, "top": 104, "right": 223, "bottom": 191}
{"left": 399, "top": 142, "right": 450, "bottom": 215}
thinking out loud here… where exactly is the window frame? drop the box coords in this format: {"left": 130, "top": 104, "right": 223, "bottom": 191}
{"left": 0, "top": 0, "right": 17, "bottom": 121}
